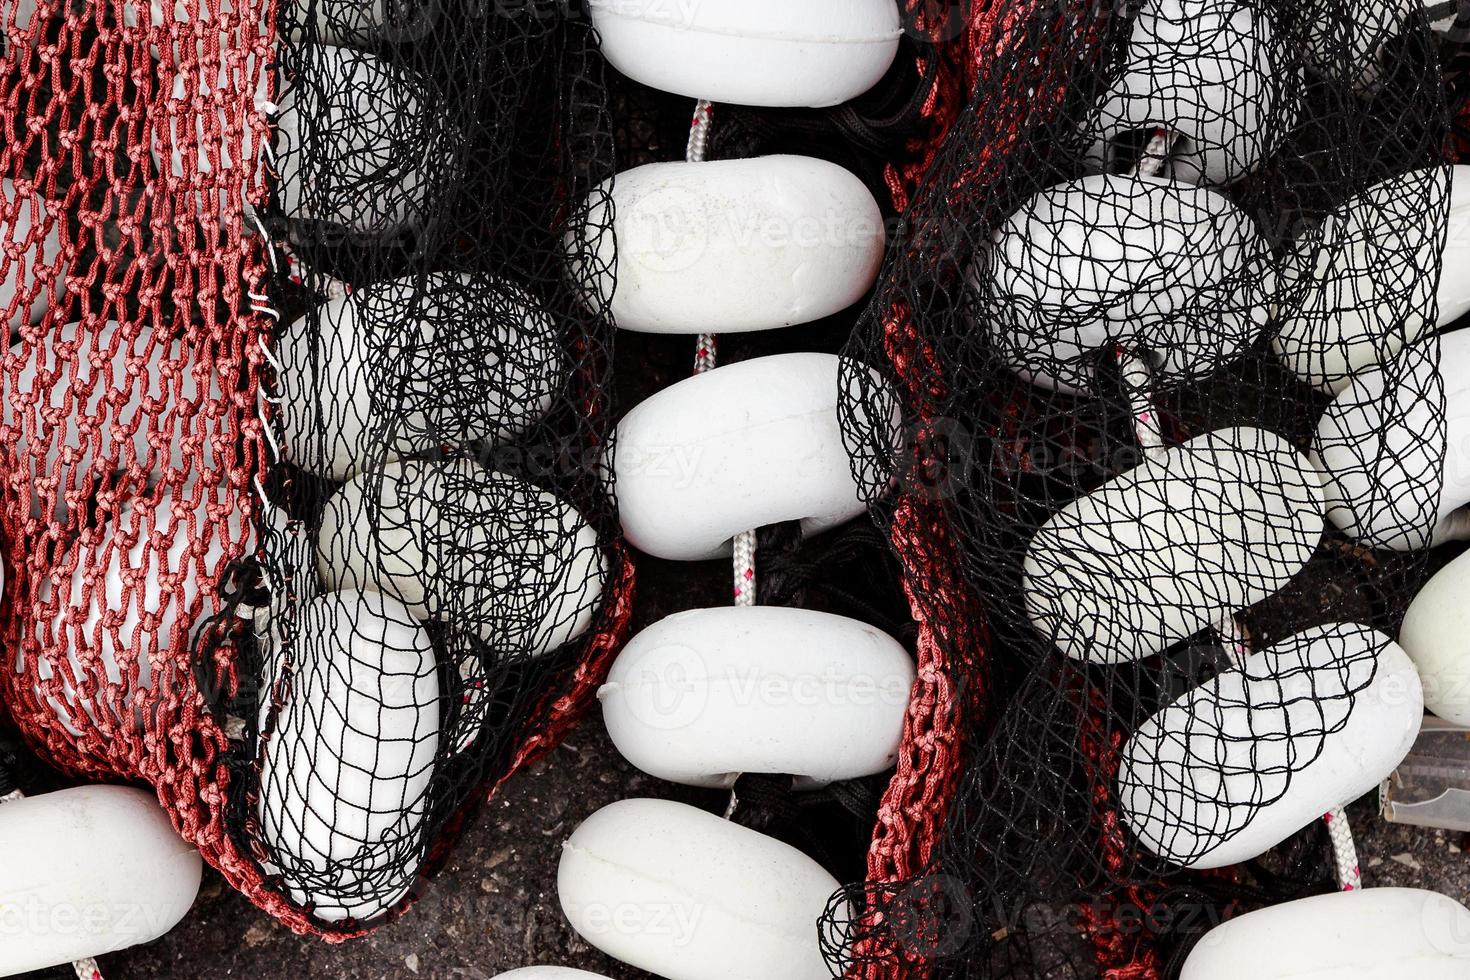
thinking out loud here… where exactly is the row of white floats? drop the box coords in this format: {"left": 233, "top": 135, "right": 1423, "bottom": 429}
{"left": 531, "top": 3, "right": 908, "bottom": 979}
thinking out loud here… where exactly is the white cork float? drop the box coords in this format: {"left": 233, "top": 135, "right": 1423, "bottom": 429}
{"left": 1400, "top": 548, "right": 1470, "bottom": 726}
{"left": 491, "top": 970, "right": 613, "bottom": 980}
{"left": 1118, "top": 623, "right": 1422, "bottom": 869}
{"left": 0, "top": 785, "right": 202, "bottom": 975}
{"left": 558, "top": 799, "right": 845, "bottom": 980}
{"left": 257, "top": 589, "right": 439, "bottom": 923}
{"left": 1275, "top": 166, "right": 1470, "bottom": 394}
{"left": 572, "top": 156, "right": 885, "bottom": 334}
{"left": 276, "top": 272, "right": 560, "bottom": 481}
{"left": 1023, "top": 427, "right": 1326, "bottom": 664}
{"left": 976, "top": 174, "right": 1272, "bottom": 394}
{"left": 614, "top": 352, "right": 896, "bottom": 561}
{"left": 1085, "top": 0, "right": 1297, "bottom": 184}
{"left": 1181, "top": 888, "right": 1470, "bottom": 979}
{"left": 1313, "top": 328, "right": 1470, "bottom": 552}
{"left": 276, "top": 45, "right": 445, "bottom": 235}
{"left": 3, "top": 321, "right": 223, "bottom": 521}
{"left": 601, "top": 606, "right": 914, "bottom": 789}
{"left": 26, "top": 484, "right": 245, "bottom": 737}
{"left": 588, "top": 0, "right": 902, "bottom": 109}
{"left": 316, "top": 459, "right": 604, "bottom": 658}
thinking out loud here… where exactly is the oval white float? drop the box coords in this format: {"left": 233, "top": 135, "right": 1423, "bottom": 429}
{"left": 1023, "top": 429, "right": 1323, "bottom": 667}
{"left": 1274, "top": 166, "right": 1467, "bottom": 394}
{"left": 1313, "top": 328, "right": 1470, "bottom": 552}
{"left": 492, "top": 970, "right": 613, "bottom": 980}
{"left": 978, "top": 174, "right": 1271, "bottom": 394}
{"left": 1400, "top": 548, "right": 1470, "bottom": 726}
{"left": 588, "top": 0, "right": 902, "bottom": 108}
{"left": 3, "top": 321, "right": 223, "bottom": 521}
{"left": 0, "top": 785, "right": 202, "bottom": 975}
{"left": 317, "top": 459, "right": 604, "bottom": 657}
{"left": 26, "top": 485, "right": 246, "bottom": 736}
{"left": 1024, "top": 427, "right": 1325, "bottom": 664}
{"left": 614, "top": 352, "right": 895, "bottom": 561}
{"left": 601, "top": 606, "right": 914, "bottom": 789}
{"left": 0, "top": 179, "right": 63, "bottom": 332}
{"left": 257, "top": 589, "right": 439, "bottom": 923}
{"left": 277, "top": 272, "right": 560, "bottom": 481}
{"left": 276, "top": 46, "right": 444, "bottom": 234}
{"left": 1181, "top": 888, "right": 1470, "bottom": 979}
{"left": 1119, "top": 623, "right": 1422, "bottom": 870}
{"left": 1086, "top": 1, "right": 1297, "bottom": 184}
{"left": 572, "top": 156, "right": 885, "bottom": 334}
{"left": 559, "top": 798, "right": 844, "bottom": 980}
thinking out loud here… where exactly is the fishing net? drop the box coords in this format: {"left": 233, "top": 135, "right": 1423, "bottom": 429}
{"left": 0, "top": 0, "right": 628, "bottom": 938}
{"left": 832, "top": 0, "right": 1454, "bottom": 976}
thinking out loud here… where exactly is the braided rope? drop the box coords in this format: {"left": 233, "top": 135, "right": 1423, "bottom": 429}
{"left": 1325, "top": 805, "right": 1363, "bottom": 891}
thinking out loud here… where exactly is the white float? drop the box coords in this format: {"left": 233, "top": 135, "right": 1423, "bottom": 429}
{"left": 491, "top": 970, "right": 613, "bottom": 980}
{"left": 257, "top": 589, "right": 439, "bottom": 923}
{"left": 614, "top": 352, "right": 895, "bottom": 561}
{"left": 1085, "top": 0, "right": 1297, "bottom": 184}
{"left": 1400, "top": 548, "right": 1470, "bottom": 726}
{"left": 276, "top": 46, "right": 442, "bottom": 235}
{"left": 559, "top": 798, "right": 844, "bottom": 980}
{"left": 978, "top": 174, "right": 1271, "bottom": 394}
{"left": 1302, "top": 0, "right": 1457, "bottom": 91}
{"left": 588, "top": 0, "right": 902, "bottom": 109}
{"left": 1024, "top": 427, "right": 1325, "bottom": 664}
{"left": 573, "top": 156, "right": 885, "bottom": 334}
{"left": 276, "top": 272, "right": 560, "bottom": 481}
{"left": 1274, "top": 166, "right": 1469, "bottom": 394}
{"left": 316, "top": 459, "right": 604, "bottom": 657}
{"left": 601, "top": 606, "right": 914, "bottom": 789}
{"left": 3, "top": 320, "right": 222, "bottom": 520}
{"left": 25, "top": 485, "right": 245, "bottom": 736}
{"left": 0, "top": 785, "right": 202, "bottom": 975}
{"left": 1313, "top": 329, "right": 1470, "bottom": 552}
{"left": 1119, "top": 623, "right": 1422, "bottom": 870}
{"left": 1180, "top": 888, "right": 1470, "bottom": 979}
{"left": 0, "top": 179, "right": 64, "bottom": 332}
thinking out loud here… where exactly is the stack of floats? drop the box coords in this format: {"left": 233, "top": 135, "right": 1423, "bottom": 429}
{"left": 497, "top": 2, "right": 910, "bottom": 979}
{"left": 0, "top": 0, "right": 626, "bottom": 962}
{"left": 836, "top": 0, "right": 1470, "bottom": 975}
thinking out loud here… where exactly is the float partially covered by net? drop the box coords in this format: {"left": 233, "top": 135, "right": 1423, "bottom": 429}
{"left": 834, "top": 0, "right": 1454, "bottom": 975}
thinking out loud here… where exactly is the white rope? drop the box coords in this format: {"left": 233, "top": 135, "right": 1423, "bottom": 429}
{"left": 1325, "top": 804, "right": 1363, "bottom": 890}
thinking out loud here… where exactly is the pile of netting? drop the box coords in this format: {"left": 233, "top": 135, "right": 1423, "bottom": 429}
{"left": 0, "top": 0, "right": 628, "bottom": 937}
{"left": 833, "top": 0, "right": 1454, "bottom": 976}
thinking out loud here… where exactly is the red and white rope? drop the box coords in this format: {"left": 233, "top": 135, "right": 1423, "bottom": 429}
{"left": 1324, "top": 805, "right": 1362, "bottom": 890}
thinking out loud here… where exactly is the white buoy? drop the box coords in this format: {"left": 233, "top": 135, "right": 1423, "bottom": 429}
{"left": 0, "top": 785, "right": 202, "bottom": 975}
{"left": 1024, "top": 427, "right": 1325, "bottom": 664}
{"left": 601, "top": 606, "right": 914, "bottom": 789}
{"left": 558, "top": 799, "right": 845, "bottom": 980}
{"left": 3, "top": 320, "right": 223, "bottom": 521}
{"left": 25, "top": 485, "right": 245, "bottom": 736}
{"left": 588, "top": 0, "right": 902, "bottom": 109}
{"left": 573, "top": 156, "right": 885, "bottom": 334}
{"left": 316, "top": 459, "right": 605, "bottom": 658}
{"left": 977, "top": 174, "right": 1271, "bottom": 394}
{"left": 1181, "top": 888, "right": 1470, "bottom": 979}
{"left": 1086, "top": 1, "right": 1298, "bottom": 184}
{"left": 1400, "top": 548, "right": 1470, "bottom": 726}
{"left": 1274, "top": 166, "right": 1467, "bottom": 394}
{"left": 276, "top": 46, "right": 444, "bottom": 235}
{"left": 1302, "top": 0, "right": 1433, "bottom": 91}
{"left": 1313, "top": 329, "right": 1470, "bottom": 552}
{"left": 491, "top": 970, "right": 613, "bottom": 980}
{"left": 0, "top": 179, "right": 64, "bottom": 332}
{"left": 1119, "top": 623, "right": 1422, "bottom": 870}
{"left": 257, "top": 589, "right": 439, "bottom": 924}
{"left": 614, "top": 352, "right": 897, "bottom": 561}
{"left": 276, "top": 272, "right": 560, "bottom": 481}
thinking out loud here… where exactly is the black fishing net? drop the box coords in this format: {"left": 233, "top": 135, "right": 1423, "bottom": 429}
{"left": 192, "top": 2, "right": 627, "bottom": 934}
{"left": 833, "top": 0, "right": 1454, "bottom": 976}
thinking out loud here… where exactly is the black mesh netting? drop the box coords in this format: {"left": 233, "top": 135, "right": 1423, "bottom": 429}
{"left": 195, "top": 3, "right": 625, "bottom": 932}
{"left": 832, "top": 0, "right": 1454, "bottom": 976}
